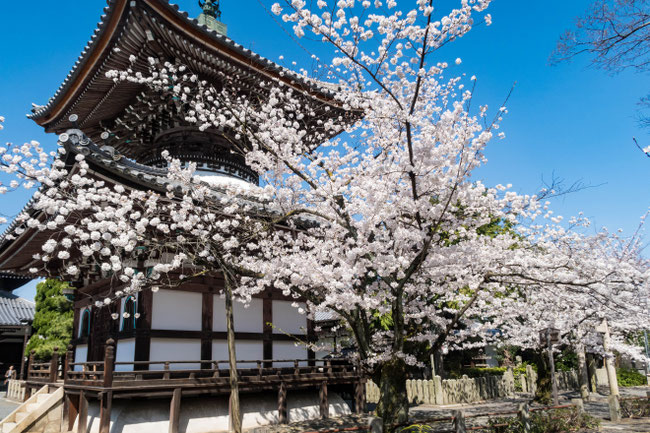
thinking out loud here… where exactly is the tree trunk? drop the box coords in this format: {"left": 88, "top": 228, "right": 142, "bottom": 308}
{"left": 224, "top": 274, "right": 242, "bottom": 433}
{"left": 533, "top": 350, "right": 552, "bottom": 404}
{"left": 375, "top": 358, "right": 409, "bottom": 432}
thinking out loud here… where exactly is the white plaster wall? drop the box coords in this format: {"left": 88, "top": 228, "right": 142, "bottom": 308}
{"left": 151, "top": 289, "right": 202, "bottom": 331}
{"left": 149, "top": 338, "right": 201, "bottom": 370}
{"left": 79, "top": 391, "right": 352, "bottom": 433}
{"left": 74, "top": 345, "right": 88, "bottom": 371}
{"left": 212, "top": 340, "right": 263, "bottom": 368}
{"left": 273, "top": 341, "right": 309, "bottom": 367}
{"left": 272, "top": 301, "right": 307, "bottom": 335}
{"left": 115, "top": 339, "right": 136, "bottom": 371}
{"left": 213, "top": 296, "right": 263, "bottom": 333}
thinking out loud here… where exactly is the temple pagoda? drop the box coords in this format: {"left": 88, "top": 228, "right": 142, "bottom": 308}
{"left": 0, "top": 1, "right": 363, "bottom": 431}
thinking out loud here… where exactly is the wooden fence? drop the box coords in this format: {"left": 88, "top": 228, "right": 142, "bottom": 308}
{"left": 366, "top": 368, "right": 580, "bottom": 405}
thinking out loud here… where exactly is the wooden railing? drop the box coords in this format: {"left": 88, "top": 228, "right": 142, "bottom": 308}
{"left": 27, "top": 339, "right": 361, "bottom": 393}
{"left": 26, "top": 347, "right": 61, "bottom": 383}
{"left": 28, "top": 339, "right": 365, "bottom": 433}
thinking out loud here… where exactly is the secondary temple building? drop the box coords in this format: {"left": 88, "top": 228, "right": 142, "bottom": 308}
{"left": 0, "top": 1, "right": 362, "bottom": 431}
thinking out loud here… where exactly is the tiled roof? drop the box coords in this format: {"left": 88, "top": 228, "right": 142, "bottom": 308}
{"left": 0, "top": 291, "right": 35, "bottom": 326}
{"left": 28, "top": 0, "right": 335, "bottom": 123}
{"left": 314, "top": 310, "right": 337, "bottom": 322}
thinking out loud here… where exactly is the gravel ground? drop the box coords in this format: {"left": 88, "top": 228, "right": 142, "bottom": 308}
{"left": 0, "top": 396, "right": 19, "bottom": 421}
{"left": 252, "top": 387, "right": 650, "bottom": 433}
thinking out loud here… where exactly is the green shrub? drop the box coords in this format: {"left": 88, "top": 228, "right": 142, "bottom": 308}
{"left": 617, "top": 367, "right": 647, "bottom": 387}
{"left": 512, "top": 362, "right": 535, "bottom": 392}
{"left": 25, "top": 279, "right": 73, "bottom": 361}
{"left": 451, "top": 367, "right": 506, "bottom": 378}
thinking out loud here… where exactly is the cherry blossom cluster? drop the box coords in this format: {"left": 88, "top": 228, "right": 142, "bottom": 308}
{"left": 0, "top": 0, "right": 647, "bottom": 378}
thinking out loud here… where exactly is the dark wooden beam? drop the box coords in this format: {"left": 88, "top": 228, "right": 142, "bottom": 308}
{"left": 99, "top": 391, "right": 113, "bottom": 433}
{"left": 65, "top": 393, "right": 80, "bottom": 432}
{"left": 135, "top": 289, "right": 153, "bottom": 369}
{"left": 201, "top": 292, "right": 213, "bottom": 369}
{"left": 77, "top": 390, "right": 88, "bottom": 433}
{"left": 168, "top": 388, "right": 182, "bottom": 433}
{"left": 263, "top": 291, "right": 273, "bottom": 366}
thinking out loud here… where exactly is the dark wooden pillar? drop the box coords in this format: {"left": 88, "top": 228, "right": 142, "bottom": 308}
{"left": 64, "top": 344, "right": 74, "bottom": 383}
{"left": 64, "top": 393, "right": 79, "bottom": 432}
{"left": 278, "top": 382, "right": 288, "bottom": 424}
{"left": 26, "top": 350, "right": 34, "bottom": 381}
{"left": 99, "top": 391, "right": 113, "bottom": 433}
{"left": 19, "top": 325, "right": 30, "bottom": 380}
{"left": 50, "top": 347, "right": 59, "bottom": 383}
{"left": 77, "top": 390, "right": 88, "bottom": 433}
{"left": 135, "top": 290, "right": 153, "bottom": 370}
{"left": 169, "top": 388, "right": 182, "bottom": 433}
{"left": 307, "top": 319, "right": 316, "bottom": 366}
{"left": 319, "top": 381, "right": 329, "bottom": 419}
{"left": 99, "top": 339, "right": 115, "bottom": 433}
{"left": 263, "top": 290, "right": 273, "bottom": 367}
{"left": 201, "top": 292, "right": 213, "bottom": 369}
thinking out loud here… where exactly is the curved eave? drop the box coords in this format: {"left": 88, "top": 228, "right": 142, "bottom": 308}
{"left": 29, "top": 0, "right": 343, "bottom": 130}
{"left": 0, "top": 129, "right": 269, "bottom": 277}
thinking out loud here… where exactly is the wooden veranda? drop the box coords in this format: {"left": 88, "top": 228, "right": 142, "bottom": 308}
{"left": 24, "top": 340, "right": 366, "bottom": 433}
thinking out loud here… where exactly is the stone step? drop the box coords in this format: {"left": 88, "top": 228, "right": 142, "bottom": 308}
{"left": 1, "top": 422, "right": 17, "bottom": 433}
{"left": 36, "top": 394, "right": 51, "bottom": 403}
{"left": 26, "top": 403, "right": 40, "bottom": 412}
{"left": 14, "top": 411, "right": 30, "bottom": 423}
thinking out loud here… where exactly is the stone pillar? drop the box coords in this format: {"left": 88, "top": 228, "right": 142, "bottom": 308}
{"left": 453, "top": 410, "right": 466, "bottom": 433}
{"left": 433, "top": 375, "right": 444, "bottom": 405}
{"left": 518, "top": 403, "right": 531, "bottom": 433}
{"left": 599, "top": 319, "right": 620, "bottom": 397}
{"left": 576, "top": 344, "right": 590, "bottom": 400}
{"left": 608, "top": 395, "right": 621, "bottom": 422}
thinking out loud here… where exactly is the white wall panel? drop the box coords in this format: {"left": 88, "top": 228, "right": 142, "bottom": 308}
{"left": 213, "top": 296, "right": 263, "bottom": 333}
{"left": 212, "top": 340, "right": 263, "bottom": 368}
{"left": 115, "top": 339, "right": 136, "bottom": 371}
{"left": 74, "top": 345, "right": 88, "bottom": 371}
{"left": 151, "top": 289, "right": 202, "bottom": 331}
{"left": 149, "top": 338, "right": 201, "bottom": 370}
{"left": 272, "top": 301, "right": 307, "bottom": 335}
{"left": 273, "top": 341, "right": 308, "bottom": 367}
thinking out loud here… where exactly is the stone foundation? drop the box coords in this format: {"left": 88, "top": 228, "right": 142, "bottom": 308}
{"left": 75, "top": 391, "right": 351, "bottom": 433}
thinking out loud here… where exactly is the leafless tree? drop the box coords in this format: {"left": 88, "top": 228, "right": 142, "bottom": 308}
{"left": 551, "top": 0, "right": 650, "bottom": 153}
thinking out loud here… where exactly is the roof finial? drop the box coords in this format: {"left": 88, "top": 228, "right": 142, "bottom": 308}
{"left": 198, "top": 0, "right": 221, "bottom": 20}
{"left": 197, "top": 0, "right": 227, "bottom": 36}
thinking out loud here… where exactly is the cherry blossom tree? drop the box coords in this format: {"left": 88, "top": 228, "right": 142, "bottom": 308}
{"left": 1, "top": 0, "right": 649, "bottom": 429}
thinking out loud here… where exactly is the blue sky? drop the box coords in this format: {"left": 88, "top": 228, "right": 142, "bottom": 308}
{"left": 1, "top": 0, "right": 648, "bottom": 300}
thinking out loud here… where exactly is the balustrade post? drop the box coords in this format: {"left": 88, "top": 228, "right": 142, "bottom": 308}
{"left": 50, "top": 347, "right": 59, "bottom": 383}
{"left": 294, "top": 360, "right": 299, "bottom": 376}
{"left": 64, "top": 344, "right": 74, "bottom": 383}
{"left": 213, "top": 361, "right": 220, "bottom": 378}
{"left": 164, "top": 362, "right": 170, "bottom": 380}
{"left": 103, "top": 339, "right": 115, "bottom": 388}
{"left": 257, "top": 361, "right": 263, "bottom": 380}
